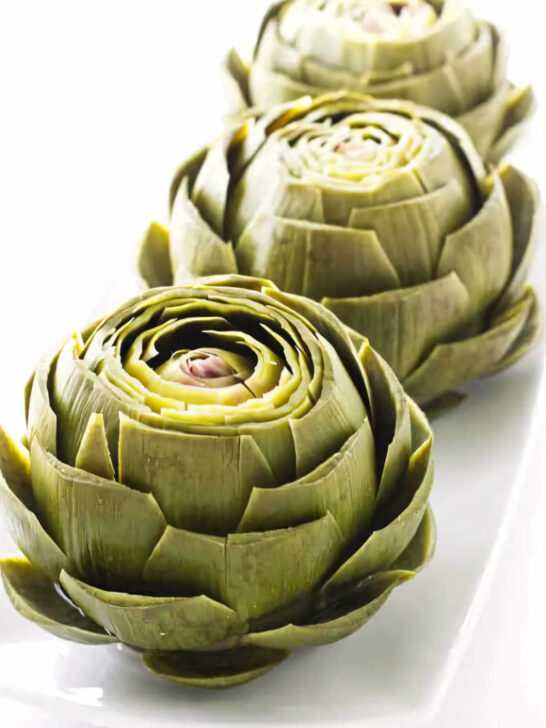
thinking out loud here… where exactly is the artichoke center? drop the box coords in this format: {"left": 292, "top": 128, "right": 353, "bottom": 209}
{"left": 176, "top": 349, "right": 254, "bottom": 389}
{"left": 334, "top": 136, "right": 381, "bottom": 161}
{"left": 346, "top": 0, "right": 437, "bottom": 36}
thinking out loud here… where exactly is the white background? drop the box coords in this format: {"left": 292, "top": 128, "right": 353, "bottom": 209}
{"left": 0, "top": 1, "right": 545, "bottom": 725}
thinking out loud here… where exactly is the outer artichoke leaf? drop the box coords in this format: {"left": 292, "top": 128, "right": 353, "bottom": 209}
{"left": 424, "top": 391, "right": 467, "bottom": 419}
{"left": 0, "top": 425, "right": 33, "bottom": 507}
{"left": 359, "top": 345, "right": 412, "bottom": 508}
{"left": 290, "top": 338, "right": 367, "bottom": 478}
{"left": 437, "top": 174, "right": 512, "bottom": 313}
{"left": 0, "top": 559, "right": 116, "bottom": 645}
{"left": 0, "top": 470, "right": 68, "bottom": 582}
{"left": 143, "top": 645, "right": 290, "bottom": 689}
{"left": 455, "top": 82, "right": 512, "bottom": 160}
{"left": 403, "top": 290, "right": 536, "bottom": 406}
{"left": 191, "top": 139, "right": 232, "bottom": 236}
{"left": 494, "top": 165, "right": 539, "bottom": 314}
{"left": 225, "top": 47, "right": 251, "bottom": 114}
{"left": 60, "top": 571, "right": 247, "bottom": 652}
{"left": 170, "top": 178, "right": 237, "bottom": 285}
{"left": 487, "top": 86, "right": 536, "bottom": 165}
{"left": 224, "top": 512, "right": 344, "bottom": 620}
{"left": 243, "top": 570, "right": 414, "bottom": 650}
{"left": 75, "top": 413, "right": 115, "bottom": 481}
{"left": 322, "top": 426, "right": 433, "bottom": 592}
{"left": 30, "top": 439, "right": 166, "bottom": 589}
{"left": 118, "top": 415, "right": 276, "bottom": 536}
{"left": 143, "top": 527, "right": 226, "bottom": 602}
{"left": 193, "top": 273, "right": 279, "bottom": 293}
{"left": 27, "top": 350, "right": 58, "bottom": 455}
{"left": 169, "top": 145, "right": 210, "bottom": 211}
{"left": 137, "top": 222, "right": 173, "bottom": 288}
{"left": 237, "top": 213, "right": 400, "bottom": 299}
{"left": 236, "top": 419, "right": 376, "bottom": 541}
{"left": 390, "top": 505, "right": 436, "bottom": 572}
{"left": 486, "top": 289, "right": 542, "bottom": 376}
{"left": 24, "top": 371, "right": 35, "bottom": 424}
{"left": 249, "top": 61, "right": 321, "bottom": 108}
{"left": 327, "top": 273, "right": 472, "bottom": 380}
{"left": 349, "top": 182, "right": 473, "bottom": 287}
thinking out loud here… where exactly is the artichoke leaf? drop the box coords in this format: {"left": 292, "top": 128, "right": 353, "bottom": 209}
{"left": 191, "top": 138, "right": 232, "bottom": 236}
{"left": 237, "top": 213, "right": 400, "bottom": 299}
{"left": 486, "top": 289, "right": 542, "bottom": 376}
{"left": 75, "top": 413, "right": 115, "bottom": 480}
{"left": 118, "top": 415, "right": 276, "bottom": 536}
{"left": 242, "top": 569, "right": 414, "bottom": 650}
{"left": 137, "top": 222, "right": 173, "bottom": 288}
{"left": 359, "top": 345, "right": 412, "bottom": 508}
{"left": 322, "top": 413, "right": 433, "bottom": 592}
{"left": 223, "top": 512, "right": 344, "bottom": 620}
{"left": 60, "top": 571, "right": 247, "bottom": 652}
{"left": 455, "top": 82, "right": 512, "bottom": 160}
{"left": 170, "top": 178, "right": 237, "bottom": 285}
{"left": 437, "top": 174, "right": 512, "bottom": 313}
{"left": 494, "top": 165, "right": 539, "bottom": 314}
{"left": 237, "top": 419, "right": 375, "bottom": 540}
{"left": 143, "top": 645, "right": 290, "bottom": 689}
{"left": 487, "top": 86, "right": 536, "bottom": 165}
{"left": 326, "top": 273, "right": 472, "bottom": 380}
{"left": 143, "top": 527, "right": 226, "bottom": 602}
{"left": 0, "top": 559, "right": 116, "bottom": 645}
{"left": 403, "top": 289, "right": 537, "bottom": 406}
{"left": 169, "top": 145, "right": 210, "bottom": 211}
{"left": 30, "top": 438, "right": 166, "bottom": 589}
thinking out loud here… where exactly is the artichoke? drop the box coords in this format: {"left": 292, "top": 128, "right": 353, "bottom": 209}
{"left": 138, "top": 94, "right": 541, "bottom": 412}
{"left": 0, "top": 275, "right": 434, "bottom": 689}
{"left": 226, "top": 0, "right": 534, "bottom": 162}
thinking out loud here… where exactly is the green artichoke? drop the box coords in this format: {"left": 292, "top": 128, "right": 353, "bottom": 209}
{"left": 138, "top": 94, "right": 541, "bottom": 412}
{"left": 226, "top": 0, "right": 534, "bottom": 163}
{"left": 0, "top": 276, "right": 434, "bottom": 689}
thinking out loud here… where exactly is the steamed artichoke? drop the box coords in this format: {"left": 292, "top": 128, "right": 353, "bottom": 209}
{"left": 138, "top": 94, "right": 541, "bottom": 411}
{"left": 0, "top": 276, "right": 434, "bottom": 688}
{"left": 225, "top": 0, "right": 534, "bottom": 162}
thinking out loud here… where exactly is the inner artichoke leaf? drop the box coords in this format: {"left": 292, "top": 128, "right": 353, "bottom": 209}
{"left": 60, "top": 571, "right": 247, "bottom": 652}
{"left": 30, "top": 438, "right": 166, "bottom": 589}
{"left": 223, "top": 511, "right": 344, "bottom": 620}
{"left": 403, "top": 290, "right": 536, "bottom": 406}
{"left": 143, "top": 645, "right": 290, "bottom": 690}
{"left": 118, "top": 415, "right": 276, "bottom": 535}
{"left": 74, "top": 413, "right": 115, "bottom": 480}
{"left": 322, "top": 414, "right": 433, "bottom": 592}
{"left": 327, "top": 272, "right": 472, "bottom": 380}
{"left": 264, "top": 287, "right": 372, "bottom": 414}
{"left": 237, "top": 213, "right": 400, "bottom": 299}
{"left": 237, "top": 418, "right": 376, "bottom": 541}
{"left": 242, "top": 569, "right": 414, "bottom": 650}
{"left": 0, "top": 559, "right": 117, "bottom": 646}
{"left": 143, "top": 527, "right": 227, "bottom": 602}
{"left": 170, "top": 178, "right": 237, "bottom": 282}
{"left": 437, "top": 173, "right": 512, "bottom": 313}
